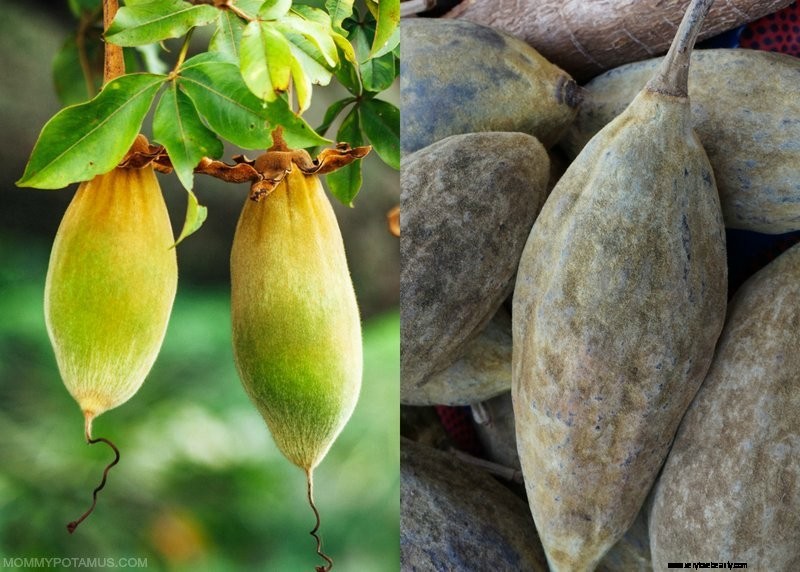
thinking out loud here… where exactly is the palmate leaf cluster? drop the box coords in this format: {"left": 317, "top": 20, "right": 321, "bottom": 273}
{"left": 18, "top": 0, "right": 399, "bottom": 241}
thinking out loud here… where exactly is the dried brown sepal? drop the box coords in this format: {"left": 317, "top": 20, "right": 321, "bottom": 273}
{"left": 115, "top": 129, "right": 370, "bottom": 200}
{"left": 387, "top": 205, "right": 400, "bottom": 237}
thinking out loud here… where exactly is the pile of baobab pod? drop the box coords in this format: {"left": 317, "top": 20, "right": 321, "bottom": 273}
{"left": 399, "top": 0, "right": 800, "bottom": 570}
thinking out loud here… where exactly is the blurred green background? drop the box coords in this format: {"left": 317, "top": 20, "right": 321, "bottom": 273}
{"left": 0, "top": 1, "right": 400, "bottom": 570}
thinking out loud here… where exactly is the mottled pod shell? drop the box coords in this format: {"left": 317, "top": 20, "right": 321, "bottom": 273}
{"left": 562, "top": 49, "right": 800, "bottom": 234}
{"left": 230, "top": 169, "right": 362, "bottom": 472}
{"left": 401, "top": 132, "right": 549, "bottom": 390}
{"left": 45, "top": 166, "right": 177, "bottom": 421}
{"left": 512, "top": 88, "right": 727, "bottom": 570}
{"left": 650, "top": 243, "right": 800, "bottom": 570}
{"left": 400, "top": 18, "right": 581, "bottom": 155}
{"left": 400, "top": 438, "right": 549, "bottom": 571}
{"left": 401, "top": 307, "right": 512, "bottom": 406}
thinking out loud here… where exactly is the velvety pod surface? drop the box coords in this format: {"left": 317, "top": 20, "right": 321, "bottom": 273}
{"left": 400, "top": 438, "right": 548, "bottom": 571}
{"left": 401, "top": 132, "right": 549, "bottom": 390}
{"left": 562, "top": 49, "right": 800, "bottom": 234}
{"left": 512, "top": 90, "right": 727, "bottom": 571}
{"left": 230, "top": 169, "right": 362, "bottom": 472}
{"left": 45, "top": 166, "right": 177, "bottom": 419}
{"left": 400, "top": 18, "right": 580, "bottom": 155}
{"left": 650, "top": 243, "right": 800, "bottom": 570}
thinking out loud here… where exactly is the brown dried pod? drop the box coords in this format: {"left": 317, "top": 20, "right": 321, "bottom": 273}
{"left": 649, "top": 243, "right": 800, "bottom": 570}
{"left": 511, "top": 0, "right": 727, "bottom": 569}
{"left": 400, "top": 438, "right": 549, "bottom": 571}
{"left": 562, "top": 49, "right": 800, "bottom": 234}
{"left": 401, "top": 132, "right": 549, "bottom": 390}
{"left": 401, "top": 307, "right": 512, "bottom": 406}
{"left": 400, "top": 18, "right": 581, "bottom": 155}
{"left": 445, "top": 0, "right": 793, "bottom": 82}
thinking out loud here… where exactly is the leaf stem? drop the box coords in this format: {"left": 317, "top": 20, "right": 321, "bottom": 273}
{"left": 103, "top": 0, "right": 125, "bottom": 84}
{"left": 173, "top": 28, "right": 196, "bottom": 74}
{"left": 222, "top": 1, "right": 256, "bottom": 23}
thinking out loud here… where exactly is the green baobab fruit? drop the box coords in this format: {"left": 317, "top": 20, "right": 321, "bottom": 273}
{"left": 230, "top": 133, "right": 365, "bottom": 570}
{"left": 511, "top": 0, "right": 726, "bottom": 569}
{"left": 231, "top": 165, "right": 361, "bottom": 475}
{"left": 562, "top": 49, "right": 800, "bottom": 234}
{"left": 46, "top": 162, "right": 177, "bottom": 428}
{"left": 650, "top": 243, "right": 800, "bottom": 570}
{"left": 45, "top": 150, "right": 177, "bottom": 532}
{"left": 401, "top": 18, "right": 581, "bottom": 155}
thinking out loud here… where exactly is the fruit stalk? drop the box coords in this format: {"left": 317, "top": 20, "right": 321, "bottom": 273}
{"left": 103, "top": 0, "right": 124, "bottom": 83}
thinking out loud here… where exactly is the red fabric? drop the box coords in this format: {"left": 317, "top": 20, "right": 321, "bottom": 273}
{"left": 740, "top": 2, "right": 800, "bottom": 56}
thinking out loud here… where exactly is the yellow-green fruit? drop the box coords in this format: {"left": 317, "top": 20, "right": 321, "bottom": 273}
{"left": 230, "top": 168, "right": 362, "bottom": 472}
{"left": 45, "top": 165, "right": 177, "bottom": 422}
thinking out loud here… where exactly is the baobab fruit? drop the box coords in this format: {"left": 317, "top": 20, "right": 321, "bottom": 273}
{"left": 45, "top": 138, "right": 178, "bottom": 532}
{"left": 562, "top": 49, "right": 800, "bottom": 234}
{"left": 401, "top": 438, "right": 549, "bottom": 571}
{"left": 650, "top": 243, "right": 800, "bottom": 570}
{"left": 401, "top": 132, "right": 549, "bottom": 390}
{"left": 401, "top": 19, "right": 581, "bottom": 155}
{"left": 230, "top": 133, "right": 365, "bottom": 571}
{"left": 512, "top": 0, "right": 726, "bottom": 569}
{"left": 401, "top": 306, "right": 512, "bottom": 407}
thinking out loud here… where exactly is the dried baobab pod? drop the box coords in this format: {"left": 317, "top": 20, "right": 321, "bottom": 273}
{"left": 400, "top": 438, "right": 549, "bottom": 571}
{"left": 230, "top": 131, "right": 368, "bottom": 571}
{"left": 400, "top": 18, "right": 581, "bottom": 155}
{"left": 45, "top": 135, "right": 178, "bottom": 532}
{"left": 511, "top": 0, "right": 727, "bottom": 569}
{"left": 401, "top": 307, "right": 512, "bottom": 406}
{"left": 445, "top": 0, "right": 793, "bottom": 82}
{"left": 562, "top": 49, "right": 800, "bottom": 234}
{"left": 401, "top": 132, "right": 549, "bottom": 390}
{"left": 650, "top": 243, "right": 800, "bottom": 571}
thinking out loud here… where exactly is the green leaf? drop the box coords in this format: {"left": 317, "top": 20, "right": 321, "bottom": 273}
{"left": 370, "top": 0, "right": 399, "bottom": 58}
{"left": 209, "top": 10, "right": 245, "bottom": 61}
{"left": 153, "top": 81, "right": 223, "bottom": 191}
{"left": 276, "top": 10, "right": 337, "bottom": 67}
{"left": 325, "top": 0, "right": 354, "bottom": 35}
{"left": 362, "top": 48, "right": 396, "bottom": 93}
{"left": 240, "top": 21, "right": 294, "bottom": 102}
{"left": 348, "top": 20, "right": 372, "bottom": 63}
{"left": 360, "top": 98, "right": 398, "bottom": 170}
{"left": 106, "top": 0, "right": 219, "bottom": 47}
{"left": 52, "top": 34, "right": 102, "bottom": 106}
{"left": 265, "top": 96, "right": 331, "bottom": 148}
{"left": 17, "top": 73, "right": 165, "bottom": 189}
{"left": 326, "top": 105, "right": 364, "bottom": 205}
{"left": 177, "top": 53, "right": 274, "bottom": 149}
{"left": 259, "top": 0, "right": 292, "bottom": 20}
{"left": 315, "top": 97, "right": 355, "bottom": 137}
{"left": 232, "top": 0, "right": 267, "bottom": 17}
{"left": 173, "top": 189, "right": 208, "bottom": 246}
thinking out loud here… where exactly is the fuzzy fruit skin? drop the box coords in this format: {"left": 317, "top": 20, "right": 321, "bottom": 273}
{"left": 512, "top": 89, "right": 727, "bottom": 571}
{"left": 230, "top": 169, "right": 362, "bottom": 472}
{"left": 45, "top": 165, "right": 177, "bottom": 420}
{"left": 650, "top": 243, "right": 800, "bottom": 570}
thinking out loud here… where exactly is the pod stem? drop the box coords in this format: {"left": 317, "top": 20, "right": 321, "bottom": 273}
{"left": 646, "top": 0, "right": 715, "bottom": 97}
{"left": 306, "top": 469, "right": 334, "bottom": 572}
{"left": 66, "top": 414, "right": 120, "bottom": 534}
